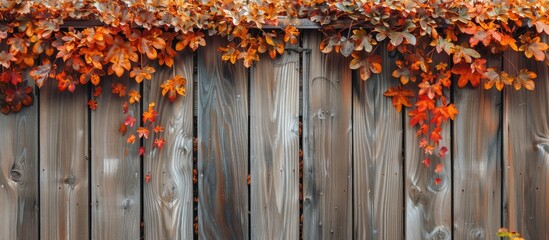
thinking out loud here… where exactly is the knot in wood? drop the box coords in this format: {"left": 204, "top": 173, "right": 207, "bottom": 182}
{"left": 64, "top": 175, "right": 76, "bottom": 185}
{"left": 10, "top": 169, "right": 23, "bottom": 183}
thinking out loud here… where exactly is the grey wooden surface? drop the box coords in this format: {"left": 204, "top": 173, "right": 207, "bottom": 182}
{"left": 454, "top": 56, "right": 502, "bottom": 240}
{"left": 353, "top": 48, "right": 403, "bottom": 240}
{"left": 39, "top": 80, "right": 89, "bottom": 239}
{"left": 1, "top": 35, "right": 549, "bottom": 240}
{"left": 91, "top": 75, "right": 140, "bottom": 239}
{"left": 250, "top": 48, "right": 300, "bottom": 239}
{"left": 0, "top": 78, "right": 38, "bottom": 240}
{"left": 405, "top": 54, "right": 452, "bottom": 240}
{"left": 303, "top": 31, "right": 352, "bottom": 240}
{"left": 504, "top": 39, "right": 549, "bottom": 240}
{"left": 197, "top": 37, "right": 249, "bottom": 240}
{"left": 143, "top": 51, "right": 194, "bottom": 240}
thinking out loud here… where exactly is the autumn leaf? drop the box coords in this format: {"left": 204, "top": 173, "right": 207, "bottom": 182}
{"left": 29, "top": 59, "right": 52, "bottom": 88}
{"left": 0, "top": 50, "right": 16, "bottom": 68}
{"left": 439, "top": 146, "right": 448, "bottom": 158}
{"left": 87, "top": 99, "right": 98, "bottom": 110}
{"left": 519, "top": 36, "right": 549, "bottom": 61}
{"left": 384, "top": 86, "right": 414, "bottom": 112}
{"left": 137, "top": 127, "right": 150, "bottom": 139}
{"left": 452, "top": 45, "right": 481, "bottom": 64}
{"left": 154, "top": 138, "right": 166, "bottom": 149}
{"left": 145, "top": 174, "right": 151, "bottom": 183}
{"left": 93, "top": 86, "right": 102, "bottom": 97}
{"left": 219, "top": 42, "right": 239, "bottom": 64}
{"left": 483, "top": 68, "right": 513, "bottom": 91}
{"left": 513, "top": 69, "right": 536, "bottom": 90}
{"left": 105, "top": 36, "right": 139, "bottom": 77}
{"left": 392, "top": 60, "right": 416, "bottom": 84}
{"left": 130, "top": 66, "right": 156, "bottom": 83}
{"left": 143, "top": 102, "right": 158, "bottom": 123}
{"left": 139, "top": 147, "right": 145, "bottom": 156}
{"left": 129, "top": 28, "right": 166, "bottom": 59}
{"left": 176, "top": 32, "right": 206, "bottom": 51}
{"left": 124, "top": 115, "right": 136, "bottom": 127}
{"left": 127, "top": 134, "right": 136, "bottom": 144}
{"left": 112, "top": 83, "right": 127, "bottom": 97}
{"left": 119, "top": 123, "right": 127, "bottom": 135}
{"left": 284, "top": 25, "right": 299, "bottom": 45}
{"left": 434, "top": 177, "right": 442, "bottom": 185}
{"left": 351, "top": 28, "right": 374, "bottom": 52}
{"left": 153, "top": 125, "right": 164, "bottom": 133}
{"left": 160, "top": 75, "right": 186, "bottom": 102}
{"left": 128, "top": 90, "right": 141, "bottom": 104}
{"left": 350, "top": 53, "right": 382, "bottom": 81}
{"left": 434, "top": 163, "right": 444, "bottom": 173}
{"left": 451, "top": 62, "right": 485, "bottom": 88}
{"left": 422, "top": 158, "right": 431, "bottom": 167}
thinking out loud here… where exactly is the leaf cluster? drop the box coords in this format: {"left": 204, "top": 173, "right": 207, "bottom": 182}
{"left": 0, "top": 0, "right": 548, "bottom": 178}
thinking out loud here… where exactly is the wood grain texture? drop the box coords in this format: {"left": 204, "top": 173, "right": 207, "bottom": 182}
{"left": 352, "top": 48, "right": 403, "bottom": 240}
{"left": 302, "top": 31, "right": 352, "bottom": 240}
{"left": 91, "top": 75, "right": 140, "bottom": 240}
{"left": 40, "top": 80, "right": 89, "bottom": 239}
{"left": 250, "top": 50, "right": 300, "bottom": 239}
{"left": 453, "top": 56, "right": 502, "bottom": 240}
{"left": 143, "top": 51, "right": 194, "bottom": 240}
{"left": 503, "top": 38, "right": 549, "bottom": 239}
{"left": 197, "top": 37, "right": 249, "bottom": 239}
{"left": 0, "top": 78, "right": 38, "bottom": 240}
{"left": 405, "top": 54, "right": 451, "bottom": 240}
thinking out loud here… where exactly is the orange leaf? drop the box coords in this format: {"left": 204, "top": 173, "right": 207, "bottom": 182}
{"left": 128, "top": 90, "right": 141, "bottom": 104}
{"left": 384, "top": 86, "right": 414, "bottom": 112}
{"left": 434, "top": 163, "right": 444, "bottom": 173}
{"left": 87, "top": 99, "right": 98, "bottom": 110}
{"left": 154, "top": 138, "right": 166, "bottom": 149}
{"left": 112, "top": 83, "right": 127, "bottom": 97}
{"left": 127, "top": 134, "right": 136, "bottom": 144}
{"left": 143, "top": 102, "right": 158, "bottom": 123}
{"left": 137, "top": 127, "right": 150, "bottom": 139}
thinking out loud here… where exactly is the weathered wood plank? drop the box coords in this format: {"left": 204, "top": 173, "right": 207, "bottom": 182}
{"left": 302, "top": 31, "right": 352, "bottom": 240}
{"left": 40, "top": 80, "right": 89, "bottom": 239}
{"left": 503, "top": 38, "right": 549, "bottom": 239}
{"left": 353, "top": 47, "right": 403, "bottom": 239}
{"left": 405, "top": 54, "right": 451, "bottom": 240}
{"left": 91, "top": 75, "right": 140, "bottom": 239}
{"left": 197, "top": 37, "right": 249, "bottom": 239}
{"left": 250, "top": 49, "right": 300, "bottom": 239}
{"left": 0, "top": 78, "right": 38, "bottom": 240}
{"left": 143, "top": 51, "right": 194, "bottom": 239}
{"left": 453, "top": 64, "right": 502, "bottom": 239}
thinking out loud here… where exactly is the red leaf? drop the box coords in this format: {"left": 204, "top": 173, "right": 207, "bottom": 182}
{"left": 422, "top": 158, "right": 431, "bottom": 167}
{"left": 434, "top": 163, "right": 444, "bottom": 173}
{"left": 434, "top": 177, "right": 442, "bottom": 185}
{"left": 145, "top": 174, "right": 151, "bottom": 183}
{"left": 139, "top": 147, "right": 145, "bottom": 156}
{"left": 154, "top": 138, "right": 166, "bottom": 149}
{"left": 124, "top": 115, "right": 136, "bottom": 127}
{"left": 439, "top": 146, "right": 448, "bottom": 158}
{"left": 87, "top": 99, "right": 98, "bottom": 110}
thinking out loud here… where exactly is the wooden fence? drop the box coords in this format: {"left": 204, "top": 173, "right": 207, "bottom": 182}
{"left": 0, "top": 32, "right": 548, "bottom": 240}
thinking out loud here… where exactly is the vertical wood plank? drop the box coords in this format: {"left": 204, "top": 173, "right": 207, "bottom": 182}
{"left": 250, "top": 50, "right": 300, "bottom": 239}
{"left": 503, "top": 38, "right": 549, "bottom": 239}
{"left": 405, "top": 54, "right": 451, "bottom": 240}
{"left": 0, "top": 78, "right": 38, "bottom": 240}
{"left": 453, "top": 58, "right": 502, "bottom": 239}
{"left": 40, "top": 80, "right": 89, "bottom": 239}
{"left": 197, "top": 37, "right": 249, "bottom": 239}
{"left": 143, "top": 51, "right": 194, "bottom": 239}
{"left": 302, "top": 31, "right": 352, "bottom": 240}
{"left": 91, "top": 75, "right": 140, "bottom": 239}
{"left": 352, "top": 47, "right": 403, "bottom": 239}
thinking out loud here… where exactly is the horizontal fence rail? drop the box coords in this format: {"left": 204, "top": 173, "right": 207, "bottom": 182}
{"left": 0, "top": 32, "right": 548, "bottom": 240}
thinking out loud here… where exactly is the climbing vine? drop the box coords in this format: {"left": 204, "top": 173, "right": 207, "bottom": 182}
{"left": 1, "top": 0, "right": 548, "bottom": 184}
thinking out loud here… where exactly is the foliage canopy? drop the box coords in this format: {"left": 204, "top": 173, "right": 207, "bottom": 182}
{"left": 1, "top": 0, "right": 549, "bottom": 181}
